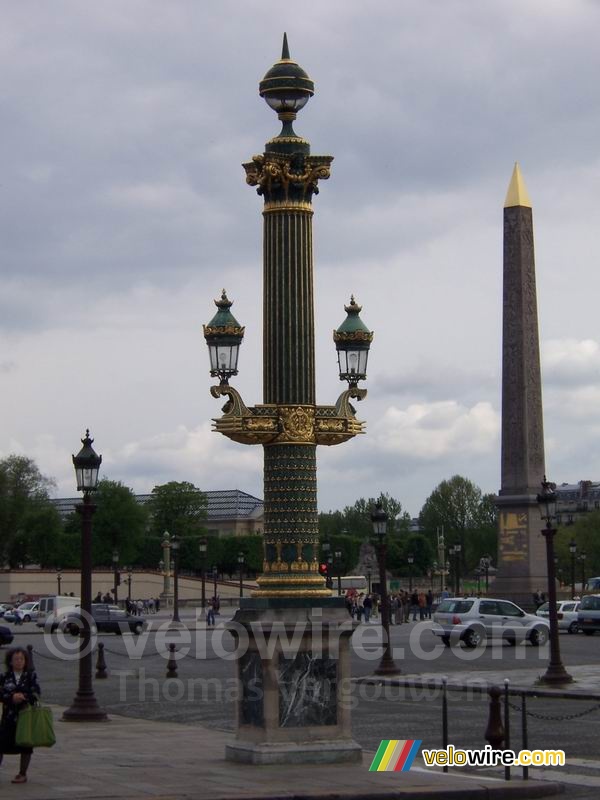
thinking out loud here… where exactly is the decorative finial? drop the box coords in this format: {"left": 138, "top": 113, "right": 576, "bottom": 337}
{"left": 215, "top": 290, "right": 233, "bottom": 309}
{"left": 281, "top": 32, "right": 290, "bottom": 61}
{"left": 344, "top": 295, "right": 362, "bottom": 314}
{"left": 504, "top": 162, "right": 532, "bottom": 209}
{"left": 82, "top": 429, "right": 92, "bottom": 445}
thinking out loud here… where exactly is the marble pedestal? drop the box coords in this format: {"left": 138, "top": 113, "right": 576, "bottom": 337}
{"left": 225, "top": 598, "right": 361, "bottom": 765}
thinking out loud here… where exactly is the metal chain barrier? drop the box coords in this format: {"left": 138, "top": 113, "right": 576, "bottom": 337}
{"left": 507, "top": 698, "right": 600, "bottom": 721}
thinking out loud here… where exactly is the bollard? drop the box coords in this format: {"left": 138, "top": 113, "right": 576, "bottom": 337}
{"left": 484, "top": 685, "right": 504, "bottom": 749}
{"left": 26, "top": 644, "right": 35, "bottom": 672}
{"left": 503, "top": 679, "right": 511, "bottom": 781}
{"left": 95, "top": 642, "right": 108, "bottom": 679}
{"left": 521, "top": 693, "right": 529, "bottom": 781}
{"left": 166, "top": 643, "right": 178, "bottom": 678}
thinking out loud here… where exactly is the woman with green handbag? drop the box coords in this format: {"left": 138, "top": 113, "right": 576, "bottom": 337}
{"left": 0, "top": 647, "right": 41, "bottom": 784}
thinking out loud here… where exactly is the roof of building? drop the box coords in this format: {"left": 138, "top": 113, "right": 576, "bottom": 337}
{"left": 51, "top": 489, "right": 264, "bottom": 521}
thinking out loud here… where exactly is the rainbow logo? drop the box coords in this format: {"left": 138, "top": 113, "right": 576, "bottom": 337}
{"left": 369, "top": 740, "right": 422, "bottom": 772}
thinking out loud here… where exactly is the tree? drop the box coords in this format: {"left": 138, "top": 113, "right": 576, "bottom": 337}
{"left": 0, "top": 455, "right": 57, "bottom": 566}
{"left": 419, "top": 476, "right": 497, "bottom": 571}
{"left": 556, "top": 512, "right": 600, "bottom": 583}
{"left": 319, "top": 493, "right": 411, "bottom": 540}
{"left": 91, "top": 479, "right": 149, "bottom": 568}
{"left": 145, "top": 481, "right": 208, "bottom": 568}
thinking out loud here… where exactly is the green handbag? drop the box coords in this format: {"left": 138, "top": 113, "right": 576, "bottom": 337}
{"left": 15, "top": 704, "right": 56, "bottom": 748}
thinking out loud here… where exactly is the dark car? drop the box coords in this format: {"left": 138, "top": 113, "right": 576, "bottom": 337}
{"left": 578, "top": 594, "right": 600, "bottom": 635}
{"left": 0, "top": 625, "right": 15, "bottom": 646}
{"left": 60, "top": 603, "right": 146, "bottom": 636}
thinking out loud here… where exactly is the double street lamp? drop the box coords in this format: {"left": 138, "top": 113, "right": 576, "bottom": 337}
{"left": 537, "top": 477, "right": 572, "bottom": 685}
{"left": 569, "top": 539, "right": 577, "bottom": 599}
{"left": 371, "top": 504, "right": 400, "bottom": 675}
{"left": 63, "top": 430, "right": 107, "bottom": 722}
{"left": 170, "top": 533, "right": 180, "bottom": 624}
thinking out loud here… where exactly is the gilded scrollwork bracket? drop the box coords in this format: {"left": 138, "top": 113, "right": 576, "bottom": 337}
{"left": 210, "top": 384, "right": 367, "bottom": 447}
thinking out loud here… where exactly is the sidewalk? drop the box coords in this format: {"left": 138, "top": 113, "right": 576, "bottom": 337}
{"left": 356, "top": 663, "right": 600, "bottom": 698}
{"left": 0, "top": 706, "right": 560, "bottom": 799}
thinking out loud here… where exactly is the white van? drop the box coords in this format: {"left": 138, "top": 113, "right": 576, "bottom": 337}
{"left": 36, "top": 595, "right": 81, "bottom": 631}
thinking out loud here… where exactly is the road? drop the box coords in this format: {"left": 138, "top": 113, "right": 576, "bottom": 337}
{"left": 5, "top": 614, "right": 600, "bottom": 798}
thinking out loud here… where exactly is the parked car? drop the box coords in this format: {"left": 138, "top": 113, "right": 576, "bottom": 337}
{"left": 59, "top": 603, "right": 145, "bottom": 636}
{"left": 3, "top": 601, "right": 40, "bottom": 624}
{"left": 0, "top": 625, "right": 14, "bottom": 646}
{"left": 536, "top": 600, "right": 580, "bottom": 634}
{"left": 0, "top": 604, "right": 12, "bottom": 618}
{"left": 577, "top": 594, "right": 600, "bottom": 636}
{"left": 432, "top": 597, "right": 550, "bottom": 647}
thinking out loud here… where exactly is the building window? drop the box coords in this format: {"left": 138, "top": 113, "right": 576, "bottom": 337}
{"left": 556, "top": 514, "right": 562, "bottom": 524}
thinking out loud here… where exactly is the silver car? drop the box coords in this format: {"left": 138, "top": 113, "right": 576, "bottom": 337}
{"left": 433, "top": 597, "right": 549, "bottom": 648}
{"left": 536, "top": 600, "right": 580, "bottom": 634}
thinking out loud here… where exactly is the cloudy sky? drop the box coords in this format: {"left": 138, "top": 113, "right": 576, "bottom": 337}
{"left": 2, "top": 0, "right": 600, "bottom": 517}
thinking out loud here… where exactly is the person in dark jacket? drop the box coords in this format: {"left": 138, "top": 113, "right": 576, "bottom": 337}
{"left": 0, "top": 647, "right": 41, "bottom": 783}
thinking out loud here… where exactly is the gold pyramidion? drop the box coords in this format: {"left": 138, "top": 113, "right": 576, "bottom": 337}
{"left": 504, "top": 162, "right": 532, "bottom": 208}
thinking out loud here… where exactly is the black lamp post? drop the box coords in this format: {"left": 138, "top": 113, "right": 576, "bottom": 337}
{"left": 454, "top": 543, "right": 462, "bottom": 596}
{"left": 327, "top": 555, "right": 333, "bottom": 590}
{"left": 367, "top": 569, "right": 372, "bottom": 594}
{"left": 212, "top": 565, "right": 218, "bottom": 609}
{"left": 56, "top": 568, "right": 62, "bottom": 595}
{"left": 63, "top": 429, "right": 107, "bottom": 722}
{"left": 407, "top": 553, "right": 414, "bottom": 592}
{"left": 199, "top": 537, "right": 207, "bottom": 618}
{"left": 480, "top": 555, "right": 491, "bottom": 595}
{"left": 448, "top": 546, "right": 455, "bottom": 594}
{"left": 171, "top": 533, "right": 180, "bottom": 624}
{"left": 238, "top": 551, "right": 245, "bottom": 599}
{"left": 112, "top": 548, "right": 119, "bottom": 605}
{"left": 579, "top": 550, "right": 587, "bottom": 595}
{"left": 321, "top": 539, "right": 332, "bottom": 589}
{"left": 569, "top": 539, "right": 577, "bottom": 599}
{"left": 371, "top": 503, "right": 400, "bottom": 675}
{"left": 127, "top": 569, "right": 132, "bottom": 602}
{"left": 537, "top": 477, "right": 572, "bottom": 685}
{"left": 335, "top": 549, "right": 342, "bottom": 596}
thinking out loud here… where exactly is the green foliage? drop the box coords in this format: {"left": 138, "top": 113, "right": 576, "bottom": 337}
{"left": 0, "top": 455, "right": 57, "bottom": 567}
{"left": 91, "top": 479, "right": 149, "bottom": 567}
{"left": 418, "top": 476, "right": 497, "bottom": 571}
{"left": 556, "top": 513, "right": 600, "bottom": 583}
{"left": 319, "top": 493, "right": 411, "bottom": 540}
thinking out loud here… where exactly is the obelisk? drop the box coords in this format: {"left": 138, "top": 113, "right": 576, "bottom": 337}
{"left": 493, "top": 163, "right": 548, "bottom": 606}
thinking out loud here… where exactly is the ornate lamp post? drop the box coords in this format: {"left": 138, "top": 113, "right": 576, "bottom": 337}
{"left": 56, "top": 568, "right": 62, "bottom": 595}
{"left": 199, "top": 537, "right": 208, "bottom": 618}
{"left": 171, "top": 533, "right": 180, "bottom": 624}
{"left": 454, "top": 543, "right": 462, "bottom": 596}
{"left": 335, "top": 549, "right": 343, "bottom": 596}
{"left": 480, "top": 555, "right": 492, "bottom": 595}
{"left": 238, "top": 551, "right": 245, "bottom": 599}
{"left": 63, "top": 430, "right": 107, "bottom": 722}
{"left": 160, "top": 532, "right": 173, "bottom": 608}
{"left": 367, "top": 569, "right": 372, "bottom": 594}
{"left": 537, "top": 477, "right": 572, "bottom": 684}
{"left": 126, "top": 569, "right": 133, "bottom": 602}
{"left": 205, "top": 34, "right": 368, "bottom": 764}
{"left": 407, "top": 553, "right": 414, "bottom": 592}
{"left": 112, "top": 548, "right": 119, "bottom": 605}
{"left": 371, "top": 503, "right": 400, "bottom": 675}
{"left": 569, "top": 539, "right": 577, "bottom": 599}
{"left": 579, "top": 550, "right": 587, "bottom": 595}
{"left": 212, "top": 565, "right": 218, "bottom": 609}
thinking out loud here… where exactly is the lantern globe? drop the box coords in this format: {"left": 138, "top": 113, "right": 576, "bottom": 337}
{"left": 333, "top": 296, "right": 373, "bottom": 385}
{"left": 203, "top": 290, "right": 245, "bottom": 384}
{"left": 72, "top": 429, "right": 102, "bottom": 493}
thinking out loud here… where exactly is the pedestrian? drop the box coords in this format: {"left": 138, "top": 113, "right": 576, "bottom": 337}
{"left": 441, "top": 586, "right": 450, "bottom": 600}
{"left": 426, "top": 589, "right": 434, "bottom": 619}
{"left": 402, "top": 591, "right": 410, "bottom": 623}
{"left": 94, "top": 591, "right": 103, "bottom": 603}
{"left": 410, "top": 590, "right": 419, "bottom": 621}
{"left": 363, "top": 594, "right": 373, "bottom": 623}
{"left": 0, "top": 647, "right": 41, "bottom": 784}
{"left": 389, "top": 594, "right": 398, "bottom": 625}
{"left": 418, "top": 591, "right": 426, "bottom": 621}
{"left": 155, "top": 597, "right": 160, "bottom": 613}
{"left": 533, "top": 591, "right": 542, "bottom": 609}
{"left": 206, "top": 601, "right": 215, "bottom": 627}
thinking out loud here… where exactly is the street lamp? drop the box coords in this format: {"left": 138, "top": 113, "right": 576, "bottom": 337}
{"left": 56, "top": 568, "right": 62, "bottom": 595}
{"left": 170, "top": 533, "right": 180, "bottom": 624}
{"left": 321, "top": 539, "right": 332, "bottom": 589}
{"left": 569, "top": 539, "right": 577, "bottom": 599}
{"left": 454, "top": 543, "right": 462, "bottom": 596}
{"left": 335, "top": 549, "right": 342, "bottom": 597}
{"left": 212, "top": 565, "right": 218, "bottom": 612}
{"left": 371, "top": 503, "right": 399, "bottom": 675}
{"left": 537, "top": 477, "right": 572, "bottom": 684}
{"left": 112, "top": 548, "right": 119, "bottom": 605}
{"left": 203, "top": 290, "right": 245, "bottom": 385}
{"left": 199, "top": 537, "right": 208, "bottom": 618}
{"left": 407, "top": 552, "right": 414, "bottom": 592}
{"left": 127, "top": 569, "right": 133, "bottom": 602}
{"left": 63, "top": 429, "right": 107, "bottom": 722}
{"left": 238, "top": 551, "right": 245, "bottom": 599}
{"left": 579, "top": 549, "right": 587, "bottom": 595}
{"left": 367, "top": 569, "right": 372, "bottom": 594}
{"left": 480, "top": 555, "right": 492, "bottom": 595}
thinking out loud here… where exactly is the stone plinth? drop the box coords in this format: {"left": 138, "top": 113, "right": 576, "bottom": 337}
{"left": 225, "top": 598, "right": 361, "bottom": 764}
